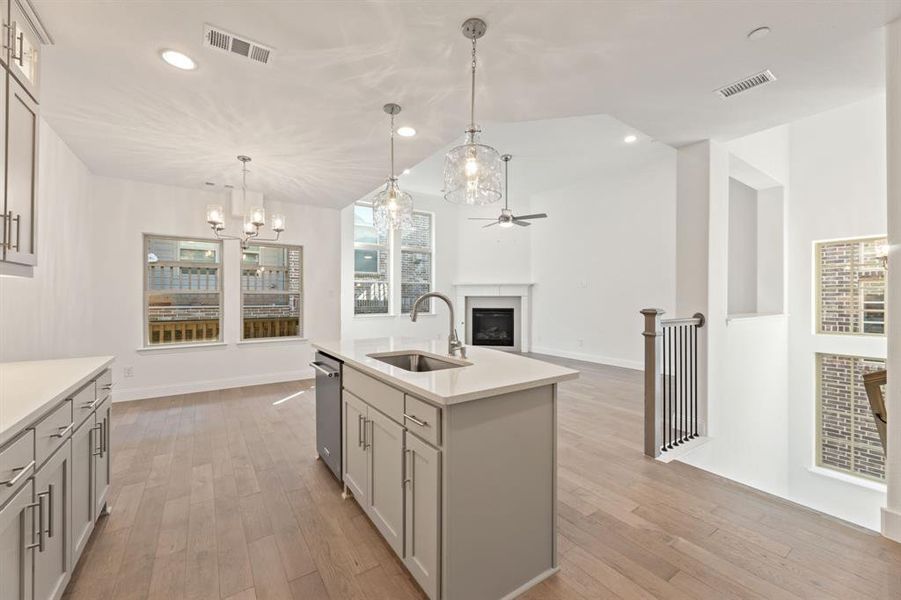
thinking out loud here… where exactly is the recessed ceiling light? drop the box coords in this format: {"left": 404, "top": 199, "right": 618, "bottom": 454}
{"left": 402, "top": 168, "right": 411, "bottom": 175}
{"left": 747, "top": 26, "right": 770, "bottom": 41}
{"left": 624, "top": 134, "right": 638, "bottom": 144}
{"left": 160, "top": 49, "right": 196, "bottom": 70}
{"left": 396, "top": 126, "right": 416, "bottom": 137}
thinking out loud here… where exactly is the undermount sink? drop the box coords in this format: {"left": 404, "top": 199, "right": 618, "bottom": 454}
{"left": 368, "top": 351, "right": 470, "bottom": 373}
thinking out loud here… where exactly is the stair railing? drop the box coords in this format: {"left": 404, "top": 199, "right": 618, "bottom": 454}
{"left": 641, "top": 308, "right": 705, "bottom": 458}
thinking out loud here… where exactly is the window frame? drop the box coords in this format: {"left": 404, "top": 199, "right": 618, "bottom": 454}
{"left": 814, "top": 235, "right": 887, "bottom": 337}
{"left": 815, "top": 352, "right": 886, "bottom": 482}
{"left": 240, "top": 242, "right": 305, "bottom": 341}
{"left": 143, "top": 233, "right": 224, "bottom": 348}
{"left": 353, "top": 201, "right": 393, "bottom": 316}
{"left": 400, "top": 209, "right": 436, "bottom": 315}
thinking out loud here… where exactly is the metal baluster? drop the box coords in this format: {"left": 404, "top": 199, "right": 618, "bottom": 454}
{"left": 668, "top": 324, "right": 673, "bottom": 449}
{"left": 676, "top": 325, "right": 683, "bottom": 445}
{"left": 681, "top": 325, "right": 686, "bottom": 443}
{"left": 662, "top": 326, "right": 667, "bottom": 450}
{"left": 693, "top": 324, "right": 698, "bottom": 437}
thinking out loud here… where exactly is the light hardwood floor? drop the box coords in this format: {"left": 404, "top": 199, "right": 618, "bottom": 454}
{"left": 62, "top": 354, "right": 901, "bottom": 600}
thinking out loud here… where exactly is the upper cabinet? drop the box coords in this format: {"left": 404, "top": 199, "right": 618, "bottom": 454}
{"left": 9, "top": 0, "right": 40, "bottom": 100}
{"left": 0, "top": 0, "right": 46, "bottom": 274}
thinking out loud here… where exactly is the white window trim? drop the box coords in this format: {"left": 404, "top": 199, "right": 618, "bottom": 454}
{"left": 353, "top": 201, "right": 393, "bottom": 316}
{"left": 400, "top": 209, "right": 436, "bottom": 315}
{"left": 814, "top": 235, "right": 887, "bottom": 337}
{"left": 143, "top": 233, "right": 224, "bottom": 349}
{"left": 240, "top": 242, "right": 304, "bottom": 341}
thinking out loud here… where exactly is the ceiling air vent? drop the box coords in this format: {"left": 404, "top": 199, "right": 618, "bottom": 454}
{"left": 203, "top": 24, "right": 273, "bottom": 65}
{"left": 715, "top": 69, "right": 776, "bottom": 99}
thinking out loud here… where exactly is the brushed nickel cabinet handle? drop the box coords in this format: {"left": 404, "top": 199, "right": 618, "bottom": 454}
{"left": 13, "top": 213, "right": 20, "bottom": 251}
{"left": 25, "top": 495, "right": 44, "bottom": 552}
{"left": 403, "top": 413, "right": 428, "bottom": 428}
{"left": 100, "top": 384, "right": 113, "bottom": 390}
{"left": 1, "top": 460, "right": 34, "bottom": 487}
{"left": 357, "top": 414, "right": 363, "bottom": 448}
{"left": 51, "top": 423, "right": 74, "bottom": 438}
{"left": 92, "top": 423, "right": 102, "bottom": 456}
{"left": 44, "top": 485, "right": 53, "bottom": 538}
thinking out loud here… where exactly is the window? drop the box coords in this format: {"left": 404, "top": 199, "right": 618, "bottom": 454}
{"left": 816, "top": 237, "right": 886, "bottom": 335}
{"left": 354, "top": 203, "right": 390, "bottom": 314}
{"left": 401, "top": 211, "right": 434, "bottom": 313}
{"left": 817, "top": 353, "right": 885, "bottom": 481}
{"left": 241, "top": 244, "right": 303, "bottom": 339}
{"left": 144, "top": 235, "right": 222, "bottom": 346}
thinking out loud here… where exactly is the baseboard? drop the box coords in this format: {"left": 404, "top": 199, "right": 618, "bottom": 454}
{"left": 499, "top": 566, "right": 560, "bottom": 600}
{"left": 882, "top": 506, "right": 901, "bottom": 542}
{"left": 112, "top": 369, "right": 314, "bottom": 402}
{"left": 529, "top": 346, "right": 642, "bottom": 371}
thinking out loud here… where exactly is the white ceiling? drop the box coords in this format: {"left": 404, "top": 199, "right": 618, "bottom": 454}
{"left": 34, "top": 1, "right": 901, "bottom": 209}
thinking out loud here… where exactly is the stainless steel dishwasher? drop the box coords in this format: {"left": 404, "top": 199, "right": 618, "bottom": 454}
{"left": 310, "top": 351, "right": 342, "bottom": 480}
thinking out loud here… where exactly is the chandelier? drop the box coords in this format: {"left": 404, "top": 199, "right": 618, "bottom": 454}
{"left": 372, "top": 103, "right": 414, "bottom": 234}
{"left": 205, "top": 155, "right": 285, "bottom": 249}
{"left": 443, "top": 17, "right": 503, "bottom": 206}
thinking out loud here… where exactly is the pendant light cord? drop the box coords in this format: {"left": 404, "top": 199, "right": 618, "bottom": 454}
{"left": 389, "top": 112, "right": 395, "bottom": 179}
{"left": 469, "top": 36, "right": 477, "bottom": 133}
{"left": 504, "top": 157, "right": 509, "bottom": 210}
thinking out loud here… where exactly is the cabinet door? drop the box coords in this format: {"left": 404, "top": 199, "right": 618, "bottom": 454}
{"left": 404, "top": 433, "right": 440, "bottom": 600}
{"left": 33, "top": 441, "right": 72, "bottom": 600}
{"left": 342, "top": 392, "right": 368, "bottom": 501}
{"left": 93, "top": 399, "right": 110, "bottom": 517}
{"left": 0, "top": 479, "right": 33, "bottom": 600}
{"left": 71, "top": 416, "right": 94, "bottom": 562}
{"left": 0, "top": 0, "right": 10, "bottom": 68}
{"left": 8, "top": 1, "right": 39, "bottom": 99}
{"left": 4, "top": 76, "right": 37, "bottom": 266}
{"left": 367, "top": 408, "right": 404, "bottom": 557}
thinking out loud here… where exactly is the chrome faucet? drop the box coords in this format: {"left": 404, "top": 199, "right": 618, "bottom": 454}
{"left": 410, "top": 292, "right": 466, "bottom": 358}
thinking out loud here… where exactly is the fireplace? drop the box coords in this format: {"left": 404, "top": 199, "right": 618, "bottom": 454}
{"left": 471, "top": 308, "right": 515, "bottom": 347}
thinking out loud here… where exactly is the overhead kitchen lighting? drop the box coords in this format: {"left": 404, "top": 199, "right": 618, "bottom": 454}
{"left": 624, "top": 134, "right": 638, "bottom": 143}
{"left": 372, "top": 103, "right": 414, "bottom": 234}
{"left": 160, "top": 49, "right": 197, "bottom": 70}
{"left": 747, "top": 26, "right": 771, "bottom": 41}
{"left": 205, "top": 155, "right": 285, "bottom": 249}
{"left": 396, "top": 126, "right": 416, "bottom": 137}
{"left": 443, "top": 17, "right": 503, "bottom": 206}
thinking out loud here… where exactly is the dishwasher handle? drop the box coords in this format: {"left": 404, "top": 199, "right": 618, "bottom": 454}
{"left": 309, "top": 361, "right": 339, "bottom": 378}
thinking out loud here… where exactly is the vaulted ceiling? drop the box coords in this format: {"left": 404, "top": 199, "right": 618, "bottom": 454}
{"left": 34, "top": 1, "right": 901, "bottom": 208}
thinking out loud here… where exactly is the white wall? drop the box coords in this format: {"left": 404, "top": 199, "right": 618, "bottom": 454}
{"left": 90, "top": 176, "right": 340, "bottom": 401}
{"left": 728, "top": 178, "right": 758, "bottom": 314}
{"left": 529, "top": 151, "right": 677, "bottom": 368}
{"left": 785, "top": 95, "right": 887, "bottom": 529}
{"left": 0, "top": 121, "right": 94, "bottom": 362}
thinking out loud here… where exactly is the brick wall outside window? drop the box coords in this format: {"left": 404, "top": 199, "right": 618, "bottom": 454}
{"left": 817, "top": 353, "right": 886, "bottom": 480}
{"left": 816, "top": 237, "right": 886, "bottom": 335}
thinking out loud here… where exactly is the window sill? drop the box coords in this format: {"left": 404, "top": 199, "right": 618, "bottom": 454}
{"left": 807, "top": 466, "right": 887, "bottom": 493}
{"left": 137, "top": 342, "right": 227, "bottom": 353}
{"left": 237, "top": 337, "right": 308, "bottom": 346}
{"left": 726, "top": 312, "right": 788, "bottom": 323}
{"left": 353, "top": 313, "right": 436, "bottom": 319}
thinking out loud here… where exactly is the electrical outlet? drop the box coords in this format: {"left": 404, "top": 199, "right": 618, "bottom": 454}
{"left": 123, "top": 366, "right": 134, "bottom": 378}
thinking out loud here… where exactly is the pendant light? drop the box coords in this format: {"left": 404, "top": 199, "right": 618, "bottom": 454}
{"left": 206, "top": 155, "right": 285, "bottom": 249}
{"left": 443, "top": 18, "right": 503, "bottom": 206}
{"left": 372, "top": 103, "right": 414, "bottom": 234}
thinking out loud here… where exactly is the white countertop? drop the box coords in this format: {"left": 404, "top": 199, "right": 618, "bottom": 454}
{"left": 0, "top": 356, "right": 114, "bottom": 446}
{"left": 312, "top": 338, "right": 578, "bottom": 405}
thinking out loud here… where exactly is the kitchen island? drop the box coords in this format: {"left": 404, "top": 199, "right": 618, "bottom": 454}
{"left": 312, "top": 337, "right": 578, "bottom": 600}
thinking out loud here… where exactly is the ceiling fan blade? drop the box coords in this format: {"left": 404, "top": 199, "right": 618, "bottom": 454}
{"left": 512, "top": 220, "right": 532, "bottom": 227}
{"left": 512, "top": 213, "right": 548, "bottom": 220}
{"left": 482, "top": 221, "right": 500, "bottom": 228}
{"left": 468, "top": 218, "right": 499, "bottom": 221}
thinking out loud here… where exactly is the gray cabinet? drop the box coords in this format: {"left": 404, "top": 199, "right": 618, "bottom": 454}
{"left": 342, "top": 391, "right": 368, "bottom": 501}
{"left": 8, "top": 0, "right": 39, "bottom": 100}
{"left": 3, "top": 75, "right": 37, "bottom": 266}
{"left": 367, "top": 408, "right": 403, "bottom": 557}
{"left": 70, "top": 416, "right": 94, "bottom": 560}
{"left": 93, "top": 398, "right": 111, "bottom": 517}
{"left": 0, "top": 479, "right": 34, "bottom": 600}
{"left": 33, "top": 441, "right": 72, "bottom": 600}
{"left": 403, "top": 433, "right": 440, "bottom": 600}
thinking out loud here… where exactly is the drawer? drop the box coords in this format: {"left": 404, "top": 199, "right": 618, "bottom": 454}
{"left": 96, "top": 369, "right": 113, "bottom": 401}
{"left": 344, "top": 367, "right": 403, "bottom": 423}
{"left": 72, "top": 381, "right": 97, "bottom": 426}
{"left": 0, "top": 430, "right": 35, "bottom": 506}
{"left": 404, "top": 395, "right": 441, "bottom": 447}
{"left": 33, "top": 400, "right": 73, "bottom": 468}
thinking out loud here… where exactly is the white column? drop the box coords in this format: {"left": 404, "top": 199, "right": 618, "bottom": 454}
{"left": 883, "top": 17, "right": 901, "bottom": 543}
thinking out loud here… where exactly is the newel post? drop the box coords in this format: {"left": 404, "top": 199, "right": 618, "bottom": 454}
{"left": 641, "top": 308, "right": 665, "bottom": 458}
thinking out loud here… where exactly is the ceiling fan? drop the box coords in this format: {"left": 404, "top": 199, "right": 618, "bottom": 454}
{"left": 469, "top": 154, "right": 547, "bottom": 228}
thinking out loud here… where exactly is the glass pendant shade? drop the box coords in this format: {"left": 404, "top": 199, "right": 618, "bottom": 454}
{"left": 444, "top": 130, "right": 503, "bottom": 205}
{"left": 373, "top": 178, "right": 413, "bottom": 235}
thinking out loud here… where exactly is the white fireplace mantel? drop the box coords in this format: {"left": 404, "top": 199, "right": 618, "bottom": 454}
{"left": 453, "top": 283, "right": 534, "bottom": 352}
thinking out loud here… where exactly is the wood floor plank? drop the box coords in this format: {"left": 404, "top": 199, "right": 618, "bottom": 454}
{"left": 62, "top": 356, "right": 901, "bottom": 600}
